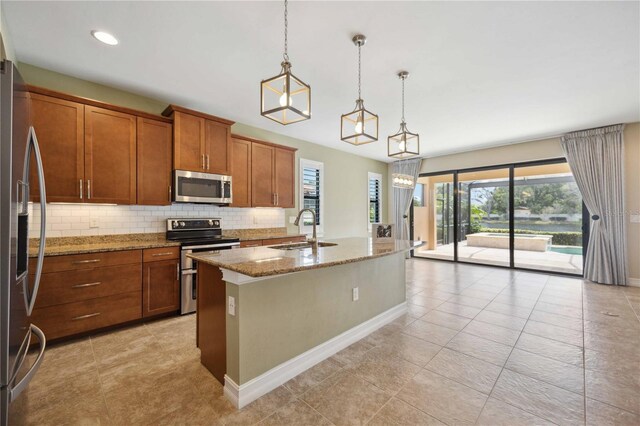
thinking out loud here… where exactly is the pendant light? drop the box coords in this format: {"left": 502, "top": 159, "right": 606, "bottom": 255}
{"left": 261, "top": 0, "right": 311, "bottom": 125}
{"left": 341, "top": 34, "right": 378, "bottom": 145}
{"left": 388, "top": 71, "right": 420, "bottom": 158}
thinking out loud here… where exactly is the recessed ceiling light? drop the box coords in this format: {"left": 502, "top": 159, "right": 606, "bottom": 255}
{"left": 91, "top": 30, "right": 118, "bottom": 46}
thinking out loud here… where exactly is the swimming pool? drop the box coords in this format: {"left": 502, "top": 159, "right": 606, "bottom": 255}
{"left": 550, "top": 246, "right": 582, "bottom": 255}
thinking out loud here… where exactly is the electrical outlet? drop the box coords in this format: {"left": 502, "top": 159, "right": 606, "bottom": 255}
{"left": 89, "top": 217, "right": 99, "bottom": 228}
{"left": 352, "top": 287, "right": 359, "bottom": 301}
{"left": 631, "top": 214, "right": 640, "bottom": 224}
{"left": 228, "top": 296, "right": 236, "bottom": 316}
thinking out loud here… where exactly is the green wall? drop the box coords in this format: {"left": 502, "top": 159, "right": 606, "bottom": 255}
{"left": 17, "top": 63, "right": 388, "bottom": 238}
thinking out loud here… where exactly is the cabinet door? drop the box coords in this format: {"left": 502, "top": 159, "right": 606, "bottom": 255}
{"left": 274, "top": 147, "right": 296, "bottom": 208}
{"left": 137, "top": 117, "right": 172, "bottom": 205}
{"left": 29, "top": 94, "right": 84, "bottom": 202}
{"left": 251, "top": 142, "right": 275, "bottom": 207}
{"left": 204, "top": 120, "right": 231, "bottom": 174}
{"left": 230, "top": 137, "right": 251, "bottom": 207}
{"left": 85, "top": 106, "right": 137, "bottom": 204}
{"left": 173, "top": 112, "right": 205, "bottom": 171}
{"left": 142, "top": 259, "right": 180, "bottom": 317}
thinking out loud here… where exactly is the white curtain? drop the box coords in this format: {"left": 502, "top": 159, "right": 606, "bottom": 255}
{"left": 561, "top": 124, "right": 627, "bottom": 285}
{"left": 392, "top": 159, "right": 422, "bottom": 241}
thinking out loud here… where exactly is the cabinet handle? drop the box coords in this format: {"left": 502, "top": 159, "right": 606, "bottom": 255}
{"left": 206, "top": 154, "right": 210, "bottom": 170}
{"left": 177, "top": 263, "right": 180, "bottom": 281}
{"left": 71, "top": 281, "right": 101, "bottom": 289}
{"left": 71, "top": 312, "right": 101, "bottom": 321}
{"left": 276, "top": 193, "right": 279, "bottom": 206}
{"left": 202, "top": 154, "right": 205, "bottom": 169}
{"left": 79, "top": 179, "right": 83, "bottom": 200}
{"left": 152, "top": 251, "right": 174, "bottom": 257}
{"left": 168, "top": 186, "right": 172, "bottom": 203}
{"left": 87, "top": 180, "right": 91, "bottom": 200}
{"left": 71, "top": 259, "right": 101, "bottom": 265}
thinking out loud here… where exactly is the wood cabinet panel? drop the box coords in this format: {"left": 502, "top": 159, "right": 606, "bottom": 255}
{"left": 197, "top": 263, "right": 226, "bottom": 384}
{"left": 137, "top": 117, "right": 172, "bottom": 205}
{"left": 274, "top": 147, "right": 295, "bottom": 208}
{"left": 84, "top": 106, "right": 137, "bottom": 204}
{"left": 34, "top": 263, "right": 142, "bottom": 308}
{"left": 261, "top": 236, "right": 307, "bottom": 246}
{"left": 239, "top": 240, "right": 263, "bottom": 248}
{"left": 205, "top": 120, "right": 231, "bottom": 174}
{"left": 32, "top": 291, "right": 142, "bottom": 340}
{"left": 29, "top": 94, "right": 84, "bottom": 202}
{"left": 173, "top": 112, "right": 205, "bottom": 171}
{"left": 251, "top": 143, "right": 276, "bottom": 207}
{"left": 142, "top": 246, "right": 180, "bottom": 262}
{"left": 230, "top": 137, "right": 252, "bottom": 207}
{"left": 39, "top": 250, "right": 141, "bottom": 274}
{"left": 142, "top": 258, "right": 180, "bottom": 317}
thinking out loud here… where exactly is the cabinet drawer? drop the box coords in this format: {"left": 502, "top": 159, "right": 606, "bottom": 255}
{"left": 262, "top": 236, "right": 307, "bottom": 246}
{"left": 142, "top": 246, "right": 180, "bottom": 262}
{"left": 40, "top": 250, "right": 141, "bottom": 273}
{"left": 35, "top": 263, "right": 142, "bottom": 308}
{"left": 32, "top": 291, "right": 142, "bottom": 340}
{"left": 239, "top": 240, "right": 263, "bottom": 248}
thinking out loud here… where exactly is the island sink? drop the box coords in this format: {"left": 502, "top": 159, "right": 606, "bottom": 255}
{"left": 267, "top": 241, "right": 338, "bottom": 250}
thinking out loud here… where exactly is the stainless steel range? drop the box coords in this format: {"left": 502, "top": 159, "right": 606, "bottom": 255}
{"left": 166, "top": 218, "right": 239, "bottom": 314}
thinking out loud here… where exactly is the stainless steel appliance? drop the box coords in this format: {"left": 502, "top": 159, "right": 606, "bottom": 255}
{"left": 166, "top": 218, "right": 239, "bottom": 314}
{"left": 173, "top": 170, "right": 232, "bottom": 204}
{"left": 1, "top": 60, "right": 47, "bottom": 426}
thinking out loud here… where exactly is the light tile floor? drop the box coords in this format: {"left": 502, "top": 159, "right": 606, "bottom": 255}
{"left": 15, "top": 259, "right": 640, "bottom": 425}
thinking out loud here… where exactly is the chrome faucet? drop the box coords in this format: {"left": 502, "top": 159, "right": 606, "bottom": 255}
{"left": 293, "top": 208, "right": 318, "bottom": 253}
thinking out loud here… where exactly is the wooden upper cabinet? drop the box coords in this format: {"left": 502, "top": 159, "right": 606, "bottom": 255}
{"left": 29, "top": 94, "right": 84, "bottom": 202}
{"left": 162, "top": 105, "right": 234, "bottom": 173}
{"left": 251, "top": 142, "right": 276, "bottom": 207}
{"left": 230, "top": 137, "right": 252, "bottom": 207}
{"left": 204, "top": 120, "right": 231, "bottom": 175}
{"left": 84, "top": 106, "right": 137, "bottom": 204}
{"left": 137, "top": 118, "right": 172, "bottom": 205}
{"left": 173, "top": 111, "right": 205, "bottom": 172}
{"left": 274, "top": 147, "right": 295, "bottom": 208}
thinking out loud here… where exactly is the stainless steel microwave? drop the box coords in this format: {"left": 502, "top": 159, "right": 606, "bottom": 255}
{"left": 173, "top": 170, "right": 232, "bottom": 204}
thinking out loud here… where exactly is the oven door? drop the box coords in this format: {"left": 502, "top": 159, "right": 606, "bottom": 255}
{"left": 180, "top": 243, "right": 239, "bottom": 314}
{"left": 174, "top": 170, "right": 232, "bottom": 204}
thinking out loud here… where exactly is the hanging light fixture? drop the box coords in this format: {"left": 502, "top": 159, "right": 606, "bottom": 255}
{"left": 341, "top": 34, "right": 378, "bottom": 145}
{"left": 392, "top": 173, "right": 415, "bottom": 189}
{"left": 388, "top": 71, "right": 420, "bottom": 158}
{"left": 261, "top": 0, "right": 311, "bottom": 125}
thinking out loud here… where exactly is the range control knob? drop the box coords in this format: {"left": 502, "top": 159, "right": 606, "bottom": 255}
{"left": 208, "top": 220, "right": 214, "bottom": 226}
{"left": 172, "top": 220, "right": 179, "bottom": 229}
{"left": 178, "top": 221, "right": 186, "bottom": 228}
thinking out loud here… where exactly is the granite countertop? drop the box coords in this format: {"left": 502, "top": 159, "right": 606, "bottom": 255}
{"left": 29, "top": 233, "right": 180, "bottom": 257}
{"left": 222, "top": 228, "right": 306, "bottom": 242}
{"left": 188, "top": 237, "right": 424, "bottom": 278}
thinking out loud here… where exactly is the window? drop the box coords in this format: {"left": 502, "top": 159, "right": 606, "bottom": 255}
{"left": 368, "top": 172, "right": 382, "bottom": 225}
{"left": 299, "top": 159, "right": 324, "bottom": 234}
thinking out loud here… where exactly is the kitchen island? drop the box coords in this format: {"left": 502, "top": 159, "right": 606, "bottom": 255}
{"left": 189, "top": 237, "right": 423, "bottom": 408}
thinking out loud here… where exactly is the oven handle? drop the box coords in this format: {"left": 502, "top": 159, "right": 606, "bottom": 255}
{"left": 181, "top": 242, "right": 239, "bottom": 250}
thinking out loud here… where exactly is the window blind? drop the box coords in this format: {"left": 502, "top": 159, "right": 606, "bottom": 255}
{"left": 303, "top": 166, "right": 321, "bottom": 225}
{"left": 369, "top": 177, "right": 380, "bottom": 223}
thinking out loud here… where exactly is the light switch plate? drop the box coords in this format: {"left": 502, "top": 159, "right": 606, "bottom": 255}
{"left": 631, "top": 214, "right": 640, "bottom": 224}
{"left": 352, "top": 287, "right": 359, "bottom": 301}
{"left": 228, "top": 296, "right": 236, "bottom": 316}
{"left": 89, "top": 218, "right": 99, "bottom": 228}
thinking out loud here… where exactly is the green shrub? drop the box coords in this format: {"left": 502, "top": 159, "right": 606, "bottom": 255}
{"left": 477, "top": 228, "right": 582, "bottom": 246}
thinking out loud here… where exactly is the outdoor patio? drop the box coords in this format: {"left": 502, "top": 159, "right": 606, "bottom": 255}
{"left": 416, "top": 241, "right": 583, "bottom": 275}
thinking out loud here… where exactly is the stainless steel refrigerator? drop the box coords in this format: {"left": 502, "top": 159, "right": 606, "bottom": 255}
{"left": 0, "top": 60, "right": 47, "bottom": 426}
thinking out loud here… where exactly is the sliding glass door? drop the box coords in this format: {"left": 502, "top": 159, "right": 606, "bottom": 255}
{"left": 410, "top": 159, "right": 585, "bottom": 276}
{"left": 457, "top": 168, "right": 511, "bottom": 267}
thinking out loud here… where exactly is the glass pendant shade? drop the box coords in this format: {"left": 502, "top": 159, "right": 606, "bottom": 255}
{"left": 392, "top": 173, "right": 415, "bottom": 189}
{"left": 388, "top": 122, "right": 420, "bottom": 158}
{"left": 341, "top": 99, "right": 379, "bottom": 145}
{"left": 261, "top": 61, "right": 311, "bottom": 125}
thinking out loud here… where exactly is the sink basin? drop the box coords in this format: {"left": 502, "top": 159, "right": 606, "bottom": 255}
{"left": 268, "top": 242, "right": 338, "bottom": 250}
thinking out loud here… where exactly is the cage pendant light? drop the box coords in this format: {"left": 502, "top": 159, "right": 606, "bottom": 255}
{"left": 388, "top": 71, "right": 420, "bottom": 158}
{"left": 260, "top": 0, "right": 311, "bottom": 125}
{"left": 341, "top": 34, "right": 378, "bottom": 145}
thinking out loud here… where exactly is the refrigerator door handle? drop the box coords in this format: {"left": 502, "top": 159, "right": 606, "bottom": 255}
{"left": 9, "top": 324, "right": 46, "bottom": 402}
{"left": 23, "top": 126, "right": 47, "bottom": 316}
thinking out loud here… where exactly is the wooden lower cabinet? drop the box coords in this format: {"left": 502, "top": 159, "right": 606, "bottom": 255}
{"left": 239, "top": 240, "right": 263, "bottom": 248}
{"left": 32, "top": 291, "right": 141, "bottom": 341}
{"left": 142, "top": 258, "right": 180, "bottom": 317}
{"left": 262, "top": 236, "right": 306, "bottom": 246}
{"left": 197, "top": 263, "right": 226, "bottom": 384}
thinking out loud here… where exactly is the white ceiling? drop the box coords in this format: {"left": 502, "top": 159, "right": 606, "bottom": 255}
{"left": 4, "top": 1, "right": 639, "bottom": 163}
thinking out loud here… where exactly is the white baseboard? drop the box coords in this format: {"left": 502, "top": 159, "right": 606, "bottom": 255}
{"left": 223, "top": 301, "right": 408, "bottom": 409}
{"left": 628, "top": 277, "right": 640, "bottom": 287}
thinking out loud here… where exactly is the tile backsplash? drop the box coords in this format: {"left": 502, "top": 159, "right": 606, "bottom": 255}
{"left": 28, "top": 203, "right": 285, "bottom": 238}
